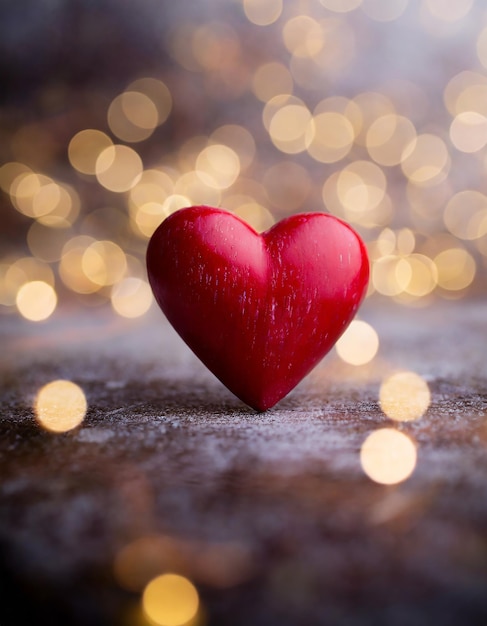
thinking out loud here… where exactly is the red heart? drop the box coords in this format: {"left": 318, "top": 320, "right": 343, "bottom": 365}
{"left": 147, "top": 206, "right": 369, "bottom": 411}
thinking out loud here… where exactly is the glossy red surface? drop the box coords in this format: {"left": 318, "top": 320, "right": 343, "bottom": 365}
{"left": 147, "top": 206, "right": 369, "bottom": 410}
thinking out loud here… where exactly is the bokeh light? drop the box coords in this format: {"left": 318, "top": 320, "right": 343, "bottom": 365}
{"left": 16, "top": 280, "right": 57, "bottom": 321}
{"left": 34, "top": 380, "right": 87, "bottom": 433}
{"left": 108, "top": 91, "right": 159, "bottom": 143}
{"left": 68, "top": 130, "right": 113, "bottom": 175}
{"left": 360, "top": 428, "right": 417, "bottom": 485}
{"left": 1, "top": 1, "right": 486, "bottom": 319}
{"left": 142, "top": 574, "right": 199, "bottom": 626}
{"left": 335, "top": 320, "right": 379, "bottom": 366}
{"left": 379, "top": 371, "right": 431, "bottom": 422}
{"left": 111, "top": 277, "right": 153, "bottom": 318}
{"left": 96, "top": 145, "right": 143, "bottom": 192}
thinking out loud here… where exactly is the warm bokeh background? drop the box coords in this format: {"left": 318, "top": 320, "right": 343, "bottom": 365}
{"left": 1, "top": 0, "right": 487, "bottom": 325}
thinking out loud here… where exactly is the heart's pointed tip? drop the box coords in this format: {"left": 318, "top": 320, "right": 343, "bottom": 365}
{"left": 243, "top": 396, "right": 280, "bottom": 412}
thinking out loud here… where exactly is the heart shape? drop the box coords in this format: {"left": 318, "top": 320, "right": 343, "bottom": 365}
{"left": 147, "top": 206, "right": 369, "bottom": 410}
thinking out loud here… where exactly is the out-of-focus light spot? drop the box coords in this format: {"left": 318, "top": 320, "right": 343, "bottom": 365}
{"left": 81, "top": 240, "right": 127, "bottom": 287}
{"left": 210, "top": 125, "right": 256, "bottom": 170}
{"left": 307, "top": 112, "right": 354, "bottom": 163}
{"left": 68, "top": 130, "right": 113, "bottom": 175}
{"left": 372, "top": 256, "right": 409, "bottom": 296}
{"left": 38, "top": 183, "right": 80, "bottom": 227}
{"left": 190, "top": 22, "right": 244, "bottom": 91}
{"left": 401, "top": 134, "right": 450, "bottom": 185}
{"left": 434, "top": 248, "right": 476, "bottom": 291}
{"left": 8, "top": 171, "right": 79, "bottom": 226}
{"left": 336, "top": 320, "right": 379, "bottom": 365}
{"left": 376, "top": 228, "right": 396, "bottom": 256}
{"left": 243, "top": 0, "right": 282, "bottom": 26}
{"left": 196, "top": 144, "right": 240, "bottom": 189}
{"left": 114, "top": 535, "right": 181, "bottom": 593}
{"left": 263, "top": 161, "right": 311, "bottom": 213}
{"left": 444, "top": 190, "right": 487, "bottom": 240}
{"left": 162, "top": 195, "right": 192, "bottom": 216}
{"left": 9, "top": 172, "right": 51, "bottom": 218}
{"left": 449, "top": 111, "right": 487, "bottom": 153}
{"left": 396, "top": 228, "right": 416, "bottom": 255}
{"left": 290, "top": 17, "right": 355, "bottom": 81}
{"left": 477, "top": 27, "right": 487, "bottom": 70}
{"left": 353, "top": 92, "right": 395, "bottom": 146}
{"left": 366, "top": 114, "right": 416, "bottom": 167}
{"left": 108, "top": 91, "right": 159, "bottom": 143}
{"left": 59, "top": 236, "right": 101, "bottom": 294}
{"left": 403, "top": 254, "right": 438, "bottom": 297}
{"left": 443, "top": 71, "right": 487, "bottom": 116}
{"left": 0, "top": 261, "right": 22, "bottom": 307}
{"left": 114, "top": 535, "right": 253, "bottom": 593}
{"left": 175, "top": 171, "right": 221, "bottom": 207}
{"left": 361, "top": 0, "right": 409, "bottom": 22}
{"left": 455, "top": 84, "right": 487, "bottom": 117}
{"left": 96, "top": 145, "right": 143, "bottom": 192}
{"left": 27, "top": 221, "right": 72, "bottom": 262}
{"left": 268, "top": 103, "right": 314, "bottom": 154}
{"left": 1, "top": 257, "right": 54, "bottom": 309}
{"left": 331, "top": 160, "right": 390, "bottom": 228}
{"left": 127, "top": 77, "right": 173, "bottom": 126}
{"left": 128, "top": 168, "right": 174, "bottom": 237}
{"left": 316, "top": 96, "right": 363, "bottom": 135}
{"left": 111, "top": 278, "right": 153, "bottom": 318}
{"left": 142, "top": 574, "right": 199, "bottom": 626}
{"left": 282, "top": 15, "right": 324, "bottom": 58}
{"left": 35, "top": 380, "right": 87, "bottom": 433}
{"left": 252, "top": 62, "right": 293, "bottom": 102}
{"left": 360, "top": 428, "right": 417, "bottom": 485}
{"left": 320, "top": 0, "right": 362, "bottom": 12}
{"left": 262, "top": 94, "right": 303, "bottom": 131}
{"left": 234, "top": 203, "right": 275, "bottom": 232}
{"left": 82, "top": 206, "right": 129, "bottom": 241}
{"left": 16, "top": 280, "right": 57, "bottom": 321}
{"left": 0, "top": 162, "right": 31, "bottom": 193}
{"left": 424, "top": 0, "right": 474, "bottom": 22}
{"left": 9, "top": 256, "right": 55, "bottom": 287}
{"left": 323, "top": 170, "right": 392, "bottom": 230}
{"left": 379, "top": 371, "right": 431, "bottom": 421}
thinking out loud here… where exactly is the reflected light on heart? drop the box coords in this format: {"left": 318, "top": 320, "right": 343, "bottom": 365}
{"left": 142, "top": 574, "right": 199, "bottom": 626}
{"left": 360, "top": 428, "right": 417, "bottom": 485}
{"left": 335, "top": 320, "right": 379, "bottom": 365}
{"left": 379, "top": 371, "right": 431, "bottom": 422}
{"left": 35, "top": 380, "right": 87, "bottom": 433}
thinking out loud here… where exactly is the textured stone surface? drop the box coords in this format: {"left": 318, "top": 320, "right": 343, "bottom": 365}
{"left": 1, "top": 299, "right": 487, "bottom": 625}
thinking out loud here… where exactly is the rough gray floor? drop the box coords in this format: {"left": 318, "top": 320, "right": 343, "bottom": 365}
{"left": 0, "top": 299, "right": 486, "bottom": 626}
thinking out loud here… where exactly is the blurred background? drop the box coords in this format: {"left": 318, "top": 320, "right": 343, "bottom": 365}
{"left": 1, "top": 0, "right": 487, "bottom": 325}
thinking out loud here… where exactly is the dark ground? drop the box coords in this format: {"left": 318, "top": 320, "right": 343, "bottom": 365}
{"left": 0, "top": 298, "right": 486, "bottom": 625}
